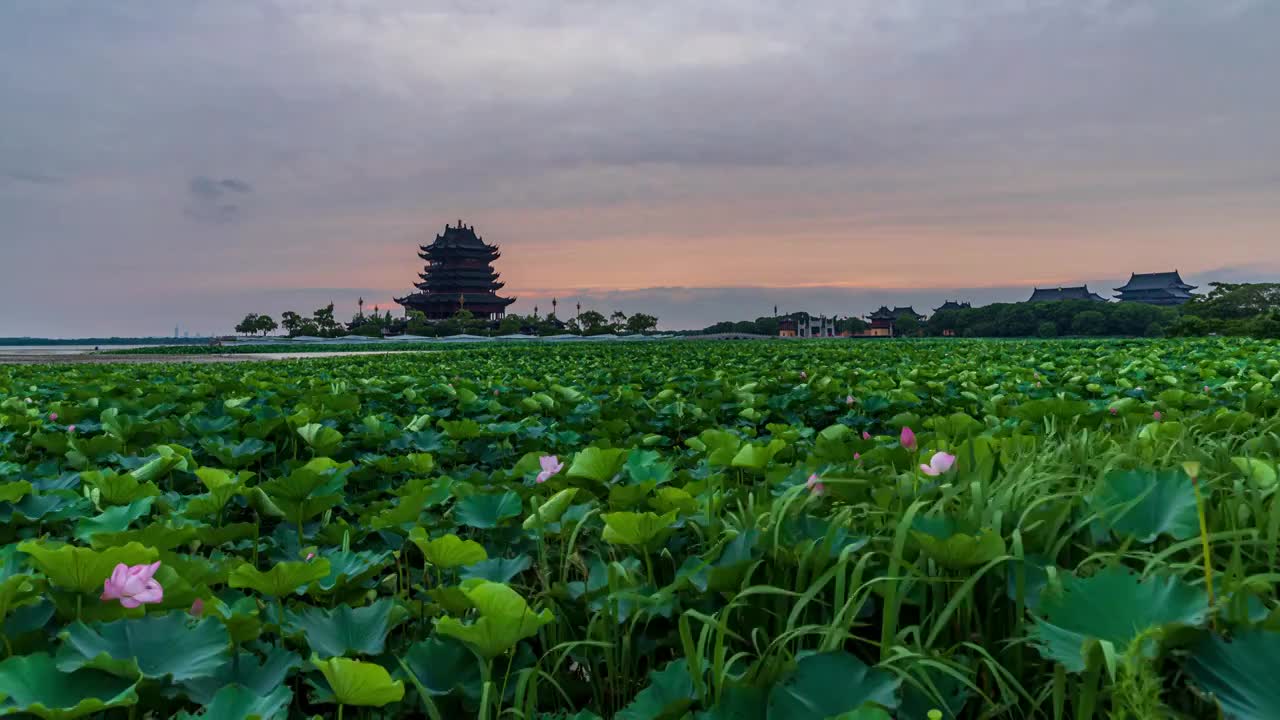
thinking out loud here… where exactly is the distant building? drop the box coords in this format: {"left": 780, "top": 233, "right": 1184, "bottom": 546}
{"left": 395, "top": 221, "right": 516, "bottom": 320}
{"left": 1114, "top": 271, "right": 1197, "bottom": 306}
{"left": 777, "top": 312, "right": 837, "bottom": 338}
{"left": 934, "top": 300, "right": 971, "bottom": 313}
{"left": 932, "top": 300, "right": 971, "bottom": 336}
{"left": 1027, "top": 286, "right": 1107, "bottom": 302}
{"left": 865, "top": 306, "right": 925, "bottom": 337}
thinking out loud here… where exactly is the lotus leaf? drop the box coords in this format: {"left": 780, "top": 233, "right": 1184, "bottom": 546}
{"left": 434, "top": 580, "right": 553, "bottom": 658}
{"left": 56, "top": 612, "right": 230, "bottom": 681}
{"left": 310, "top": 655, "right": 405, "bottom": 707}
{"left": 409, "top": 530, "right": 488, "bottom": 568}
{"left": 0, "top": 652, "right": 139, "bottom": 719}
{"left": 1029, "top": 566, "right": 1208, "bottom": 672}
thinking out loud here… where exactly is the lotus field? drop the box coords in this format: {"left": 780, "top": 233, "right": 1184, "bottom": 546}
{"left": 5, "top": 338, "right": 1280, "bottom": 719}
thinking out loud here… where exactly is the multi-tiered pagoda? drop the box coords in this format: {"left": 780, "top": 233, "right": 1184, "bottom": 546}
{"left": 395, "top": 221, "right": 517, "bottom": 320}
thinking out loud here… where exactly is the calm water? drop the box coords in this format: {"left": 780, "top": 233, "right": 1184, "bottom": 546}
{"left": 0, "top": 345, "right": 148, "bottom": 355}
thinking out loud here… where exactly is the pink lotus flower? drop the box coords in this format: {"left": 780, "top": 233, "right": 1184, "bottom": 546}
{"left": 920, "top": 452, "right": 956, "bottom": 476}
{"left": 806, "top": 473, "right": 825, "bottom": 496}
{"left": 305, "top": 552, "right": 316, "bottom": 561}
{"left": 845, "top": 395, "right": 855, "bottom": 405}
{"left": 1109, "top": 407, "right": 1118, "bottom": 415}
{"left": 853, "top": 452, "right": 861, "bottom": 461}
{"left": 49, "top": 412, "right": 57, "bottom": 421}
{"left": 799, "top": 371, "right": 807, "bottom": 380}
{"left": 900, "top": 426, "right": 917, "bottom": 451}
{"left": 862, "top": 431, "right": 871, "bottom": 440}
{"left": 67, "top": 425, "right": 76, "bottom": 433}
{"left": 536, "top": 455, "right": 563, "bottom": 484}
{"left": 190, "top": 598, "right": 204, "bottom": 617}
{"left": 1153, "top": 411, "right": 1163, "bottom": 421}
{"left": 100, "top": 562, "right": 163, "bottom": 608}
{"left": 1204, "top": 385, "right": 1211, "bottom": 393}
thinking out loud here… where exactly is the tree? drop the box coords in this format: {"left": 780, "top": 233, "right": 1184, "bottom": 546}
{"left": 1036, "top": 321, "right": 1057, "bottom": 338}
{"left": 280, "top": 311, "right": 305, "bottom": 336}
{"left": 254, "top": 315, "right": 278, "bottom": 336}
{"left": 625, "top": 313, "right": 659, "bottom": 334}
{"left": 609, "top": 311, "right": 628, "bottom": 331}
{"left": 312, "top": 304, "right": 343, "bottom": 338}
{"left": 497, "top": 314, "right": 524, "bottom": 335}
{"left": 234, "top": 313, "right": 261, "bottom": 336}
{"left": 578, "top": 310, "right": 609, "bottom": 334}
{"left": 1071, "top": 310, "right": 1107, "bottom": 336}
{"left": 839, "top": 316, "right": 868, "bottom": 335}
{"left": 894, "top": 315, "right": 920, "bottom": 337}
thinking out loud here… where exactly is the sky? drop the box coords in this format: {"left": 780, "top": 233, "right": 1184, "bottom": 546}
{"left": 2, "top": 0, "right": 1279, "bottom": 336}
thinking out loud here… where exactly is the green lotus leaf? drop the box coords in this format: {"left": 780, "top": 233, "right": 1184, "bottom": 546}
{"left": 203, "top": 595, "right": 265, "bottom": 644}
{"left": 523, "top": 488, "right": 580, "bottom": 530}
{"left": 0, "top": 480, "right": 32, "bottom": 503}
{"left": 766, "top": 651, "right": 899, "bottom": 719}
{"left": 315, "top": 549, "right": 391, "bottom": 591}
{"left": 200, "top": 437, "right": 273, "bottom": 468}
{"left": 615, "top": 658, "right": 696, "bottom": 720}
{"left": 128, "top": 446, "right": 191, "bottom": 484}
{"left": 175, "top": 683, "right": 292, "bottom": 720}
{"left": 460, "top": 555, "right": 532, "bottom": 583}
{"left": 1185, "top": 629, "right": 1280, "bottom": 720}
{"left": 73, "top": 497, "right": 155, "bottom": 543}
{"left": 16, "top": 540, "right": 159, "bottom": 593}
{"left": 649, "top": 486, "right": 698, "bottom": 515}
{"left": 409, "top": 530, "right": 489, "bottom": 568}
{"left": 567, "top": 447, "right": 628, "bottom": 483}
{"left": 624, "top": 449, "right": 675, "bottom": 485}
{"left": 1232, "top": 457, "right": 1277, "bottom": 489}
{"left": 297, "top": 423, "right": 344, "bottom": 456}
{"left": 1092, "top": 468, "right": 1198, "bottom": 543}
{"left": 229, "top": 559, "right": 332, "bottom": 597}
{"left": 193, "top": 467, "right": 252, "bottom": 491}
{"left": 184, "top": 484, "right": 244, "bottom": 519}
{"left": 284, "top": 598, "right": 402, "bottom": 658}
{"left": 399, "top": 637, "right": 482, "bottom": 697}
{"left": 602, "top": 510, "right": 678, "bottom": 548}
{"left": 0, "top": 652, "right": 139, "bottom": 719}
{"left": 310, "top": 655, "right": 405, "bottom": 708}
{"left": 686, "top": 429, "right": 742, "bottom": 466}
{"left": 92, "top": 523, "right": 199, "bottom": 552}
{"left": 910, "top": 517, "right": 1006, "bottom": 570}
{"left": 56, "top": 612, "right": 230, "bottom": 681}
{"left": 454, "top": 491, "right": 522, "bottom": 528}
{"left": 695, "top": 686, "right": 768, "bottom": 720}
{"left": 79, "top": 470, "right": 160, "bottom": 506}
{"left": 439, "top": 418, "right": 483, "bottom": 439}
{"left": 730, "top": 439, "right": 786, "bottom": 470}
{"left": 180, "top": 646, "right": 301, "bottom": 704}
{"left": 434, "top": 580, "right": 554, "bottom": 658}
{"left": 260, "top": 458, "right": 350, "bottom": 524}
{"left": 1028, "top": 566, "right": 1208, "bottom": 672}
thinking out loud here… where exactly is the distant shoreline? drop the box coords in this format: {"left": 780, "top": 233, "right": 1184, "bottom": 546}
{"left": 0, "top": 337, "right": 213, "bottom": 346}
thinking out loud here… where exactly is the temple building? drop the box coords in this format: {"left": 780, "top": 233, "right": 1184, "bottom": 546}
{"left": 777, "top": 312, "right": 837, "bottom": 338}
{"left": 1114, "top": 271, "right": 1197, "bottom": 306}
{"left": 395, "top": 221, "right": 516, "bottom": 320}
{"left": 932, "top": 300, "right": 971, "bottom": 336}
{"left": 865, "top": 306, "right": 925, "bottom": 337}
{"left": 1027, "top": 286, "right": 1107, "bottom": 302}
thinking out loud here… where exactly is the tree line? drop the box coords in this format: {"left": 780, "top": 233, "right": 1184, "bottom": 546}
{"left": 233, "top": 305, "right": 659, "bottom": 339}
{"left": 689, "top": 283, "right": 1280, "bottom": 339}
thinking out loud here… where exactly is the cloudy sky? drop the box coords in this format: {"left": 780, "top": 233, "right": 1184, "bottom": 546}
{"left": 2, "top": 0, "right": 1278, "bottom": 335}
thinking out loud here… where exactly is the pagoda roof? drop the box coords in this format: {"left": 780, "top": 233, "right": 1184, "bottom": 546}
{"left": 934, "top": 300, "right": 971, "bottom": 312}
{"left": 867, "top": 306, "right": 925, "bottom": 320}
{"left": 1028, "top": 286, "right": 1107, "bottom": 302}
{"left": 1114, "top": 271, "right": 1196, "bottom": 292}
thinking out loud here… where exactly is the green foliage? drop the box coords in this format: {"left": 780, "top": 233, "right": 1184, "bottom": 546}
{"left": 2, "top": 338, "right": 1280, "bottom": 718}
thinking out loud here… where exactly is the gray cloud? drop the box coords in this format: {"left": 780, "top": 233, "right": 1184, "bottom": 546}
{"left": 0, "top": 0, "right": 1278, "bottom": 336}
{"left": 185, "top": 176, "right": 254, "bottom": 224}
